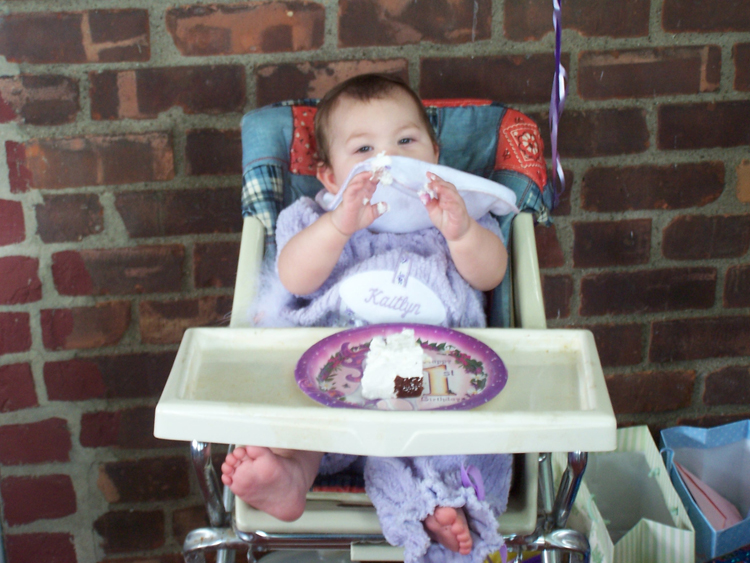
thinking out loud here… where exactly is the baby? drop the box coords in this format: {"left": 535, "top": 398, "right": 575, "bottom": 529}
{"left": 222, "top": 74, "right": 513, "bottom": 563}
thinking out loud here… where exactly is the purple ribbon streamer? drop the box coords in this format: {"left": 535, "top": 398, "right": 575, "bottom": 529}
{"left": 549, "top": 0, "right": 567, "bottom": 209}
{"left": 460, "top": 463, "right": 485, "bottom": 501}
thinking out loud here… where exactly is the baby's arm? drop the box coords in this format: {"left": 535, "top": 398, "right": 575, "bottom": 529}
{"left": 278, "top": 172, "right": 382, "bottom": 295}
{"left": 423, "top": 173, "right": 508, "bottom": 291}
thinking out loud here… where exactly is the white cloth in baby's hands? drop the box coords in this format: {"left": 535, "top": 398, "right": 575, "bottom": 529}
{"left": 315, "top": 154, "right": 519, "bottom": 233}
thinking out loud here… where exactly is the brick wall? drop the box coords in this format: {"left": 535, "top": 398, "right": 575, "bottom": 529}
{"left": 0, "top": 0, "right": 748, "bottom": 561}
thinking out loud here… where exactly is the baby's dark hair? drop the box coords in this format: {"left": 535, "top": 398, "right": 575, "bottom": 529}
{"left": 314, "top": 73, "right": 438, "bottom": 166}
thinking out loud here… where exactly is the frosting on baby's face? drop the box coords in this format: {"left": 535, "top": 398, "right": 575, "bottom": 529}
{"left": 316, "top": 90, "right": 439, "bottom": 195}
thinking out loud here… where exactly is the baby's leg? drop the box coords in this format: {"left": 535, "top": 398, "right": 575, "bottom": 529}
{"left": 423, "top": 506, "right": 473, "bottom": 555}
{"left": 221, "top": 446, "right": 323, "bottom": 521}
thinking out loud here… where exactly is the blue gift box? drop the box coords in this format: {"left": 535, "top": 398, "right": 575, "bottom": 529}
{"left": 661, "top": 420, "right": 750, "bottom": 563}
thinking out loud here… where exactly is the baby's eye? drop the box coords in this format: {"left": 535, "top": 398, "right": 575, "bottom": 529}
{"left": 398, "top": 138, "right": 413, "bottom": 145}
{"left": 356, "top": 146, "right": 372, "bottom": 153}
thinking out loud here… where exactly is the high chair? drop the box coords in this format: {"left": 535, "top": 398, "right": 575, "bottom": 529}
{"left": 155, "top": 98, "right": 616, "bottom": 563}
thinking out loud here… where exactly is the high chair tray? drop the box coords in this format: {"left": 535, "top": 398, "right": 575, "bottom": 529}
{"left": 155, "top": 327, "right": 616, "bottom": 456}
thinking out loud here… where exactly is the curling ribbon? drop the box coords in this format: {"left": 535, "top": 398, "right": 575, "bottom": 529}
{"left": 460, "top": 463, "right": 485, "bottom": 501}
{"left": 549, "top": 0, "right": 567, "bottom": 209}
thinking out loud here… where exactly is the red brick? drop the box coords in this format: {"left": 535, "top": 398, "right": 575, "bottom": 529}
{"left": 585, "top": 324, "right": 643, "bottom": 367}
{"left": 739, "top": 159, "right": 750, "bottom": 203}
{"left": 166, "top": 2, "right": 324, "bottom": 56}
{"left": 98, "top": 457, "right": 189, "bottom": 503}
{"left": 606, "top": 370, "right": 695, "bottom": 414}
{"left": 0, "top": 418, "right": 71, "bottom": 465}
{"left": 340, "top": 0, "right": 490, "bottom": 47}
{"left": 580, "top": 268, "right": 716, "bottom": 316}
{"left": 5, "top": 140, "right": 33, "bottom": 193}
{"left": 115, "top": 187, "right": 242, "bottom": 238}
{"left": 52, "top": 246, "right": 184, "bottom": 296}
{"left": 581, "top": 162, "right": 724, "bottom": 212}
{"left": 663, "top": 0, "right": 750, "bottom": 32}
{"left": 736, "top": 44, "right": 750, "bottom": 91}
{"left": 725, "top": 264, "right": 750, "bottom": 308}
{"left": 0, "top": 199, "right": 25, "bottom": 246}
{"left": 420, "top": 55, "right": 567, "bottom": 105}
{"left": 573, "top": 219, "right": 651, "bottom": 268}
{"left": 81, "top": 407, "right": 177, "bottom": 449}
{"left": 4, "top": 533, "right": 77, "bottom": 563}
{"left": 194, "top": 241, "right": 240, "bottom": 288}
{"left": 0, "top": 312, "right": 31, "bottom": 355}
{"left": 139, "top": 296, "right": 233, "bottom": 344}
{"left": 578, "top": 46, "right": 720, "bottom": 100}
{"left": 43, "top": 359, "right": 105, "bottom": 401}
{"left": 45, "top": 352, "right": 176, "bottom": 401}
{"left": 650, "top": 316, "right": 750, "bottom": 362}
{"left": 256, "top": 59, "right": 408, "bottom": 106}
{"left": 41, "top": 301, "right": 131, "bottom": 351}
{"left": 0, "top": 10, "right": 149, "bottom": 64}
{"left": 0, "top": 363, "right": 37, "bottom": 412}
{"left": 94, "top": 509, "right": 164, "bottom": 553}
{"left": 662, "top": 214, "right": 750, "bottom": 260}
{"left": 90, "top": 66, "right": 245, "bottom": 120}
{"left": 80, "top": 412, "right": 119, "bottom": 447}
{"left": 10, "top": 133, "right": 174, "bottom": 190}
{"left": 541, "top": 108, "right": 649, "bottom": 158}
{"left": 543, "top": 274, "right": 573, "bottom": 320}
{"left": 704, "top": 365, "right": 750, "bottom": 406}
{"left": 0, "top": 256, "right": 42, "bottom": 304}
{"left": 35, "top": 193, "right": 103, "bottom": 243}
{"left": 535, "top": 224, "right": 564, "bottom": 268}
{"left": 0, "top": 75, "right": 79, "bottom": 125}
{"left": 1, "top": 474, "right": 76, "bottom": 525}
{"left": 504, "top": 0, "right": 649, "bottom": 41}
{"left": 659, "top": 101, "right": 750, "bottom": 150}
{"left": 185, "top": 129, "right": 242, "bottom": 176}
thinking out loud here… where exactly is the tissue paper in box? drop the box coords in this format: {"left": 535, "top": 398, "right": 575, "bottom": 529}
{"left": 661, "top": 419, "right": 750, "bottom": 562}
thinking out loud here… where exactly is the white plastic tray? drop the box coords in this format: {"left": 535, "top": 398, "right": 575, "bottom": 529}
{"left": 155, "top": 327, "right": 616, "bottom": 456}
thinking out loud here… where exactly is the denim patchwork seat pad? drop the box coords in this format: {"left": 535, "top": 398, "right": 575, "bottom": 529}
{"left": 240, "top": 99, "right": 555, "bottom": 327}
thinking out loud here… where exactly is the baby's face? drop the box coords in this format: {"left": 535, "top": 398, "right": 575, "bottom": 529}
{"left": 318, "top": 89, "right": 438, "bottom": 194}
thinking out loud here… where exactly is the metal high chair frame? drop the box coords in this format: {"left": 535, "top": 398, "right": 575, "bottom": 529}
{"left": 156, "top": 100, "right": 615, "bottom": 563}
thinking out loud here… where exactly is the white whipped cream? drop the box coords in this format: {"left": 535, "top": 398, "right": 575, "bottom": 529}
{"left": 370, "top": 151, "right": 393, "bottom": 186}
{"left": 361, "top": 328, "right": 427, "bottom": 400}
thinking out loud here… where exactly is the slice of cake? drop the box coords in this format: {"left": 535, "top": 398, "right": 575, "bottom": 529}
{"left": 361, "top": 328, "right": 427, "bottom": 400}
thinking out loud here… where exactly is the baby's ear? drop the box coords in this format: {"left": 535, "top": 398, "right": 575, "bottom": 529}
{"left": 316, "top": 163, "right": 339, "bottom": 194}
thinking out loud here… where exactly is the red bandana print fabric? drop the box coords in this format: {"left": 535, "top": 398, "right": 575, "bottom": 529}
{"left": 495, "top": 108, "right": 547, "bottom": 190}
{"left": 290, "top": 106, "right": 318, "bottom": 176}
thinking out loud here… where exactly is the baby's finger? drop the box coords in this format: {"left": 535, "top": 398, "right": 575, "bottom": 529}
{"left": 426, "top": 173, "right": 459, "bottom": 195}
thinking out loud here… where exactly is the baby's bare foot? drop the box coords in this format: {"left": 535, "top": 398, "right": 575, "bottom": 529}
{"left": 424, "top": 506, "right": 473, "bottom": 555}
{"left": 220, "top": 446, "right": 318, "bottom": 522}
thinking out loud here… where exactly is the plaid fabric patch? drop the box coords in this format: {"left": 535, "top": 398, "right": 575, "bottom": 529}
{"left": 241, "top": 164, "right": 284, "bottom": 239}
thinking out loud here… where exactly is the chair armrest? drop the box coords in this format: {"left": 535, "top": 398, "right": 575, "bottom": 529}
{"left": 511, "top": 213, "right": 547, "bottom": 330}
{"left": 230, "top": 216, "right": 265, "bottom": 328}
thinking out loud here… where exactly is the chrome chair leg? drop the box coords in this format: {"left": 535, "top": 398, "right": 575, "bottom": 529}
{"left": 189, "top": 442, "right": 236, "bottom": 563}
{"left": 191, "top": 441, "right": 229, "bottom": 527}
{"left": 552, "top": 452, "right": 588, "bottom": 529}
{"left": 534, "top": 452, "right": 590, "bottom": 563}
{"left": 184, "top": 527, "right": 248, "bottom": 562}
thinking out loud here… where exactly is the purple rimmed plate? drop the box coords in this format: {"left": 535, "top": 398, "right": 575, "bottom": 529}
{"left": 295, "top": 323, "right": 507, "bottom": 411}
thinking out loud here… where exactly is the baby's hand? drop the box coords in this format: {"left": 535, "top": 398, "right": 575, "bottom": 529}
{"left": 422, "top": 173, "right": 471, "bottom": 242}
{"left": 329, "top": 171, "right": 385, "bottom": 237}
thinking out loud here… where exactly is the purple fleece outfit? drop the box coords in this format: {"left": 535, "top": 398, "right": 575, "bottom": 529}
{"left": 256, "top": 197, "right": 512, "bottom": 563}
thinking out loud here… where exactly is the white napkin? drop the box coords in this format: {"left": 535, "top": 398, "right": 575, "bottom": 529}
{"left": 315, "top": 155, "right": 519, "bottom": 233}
